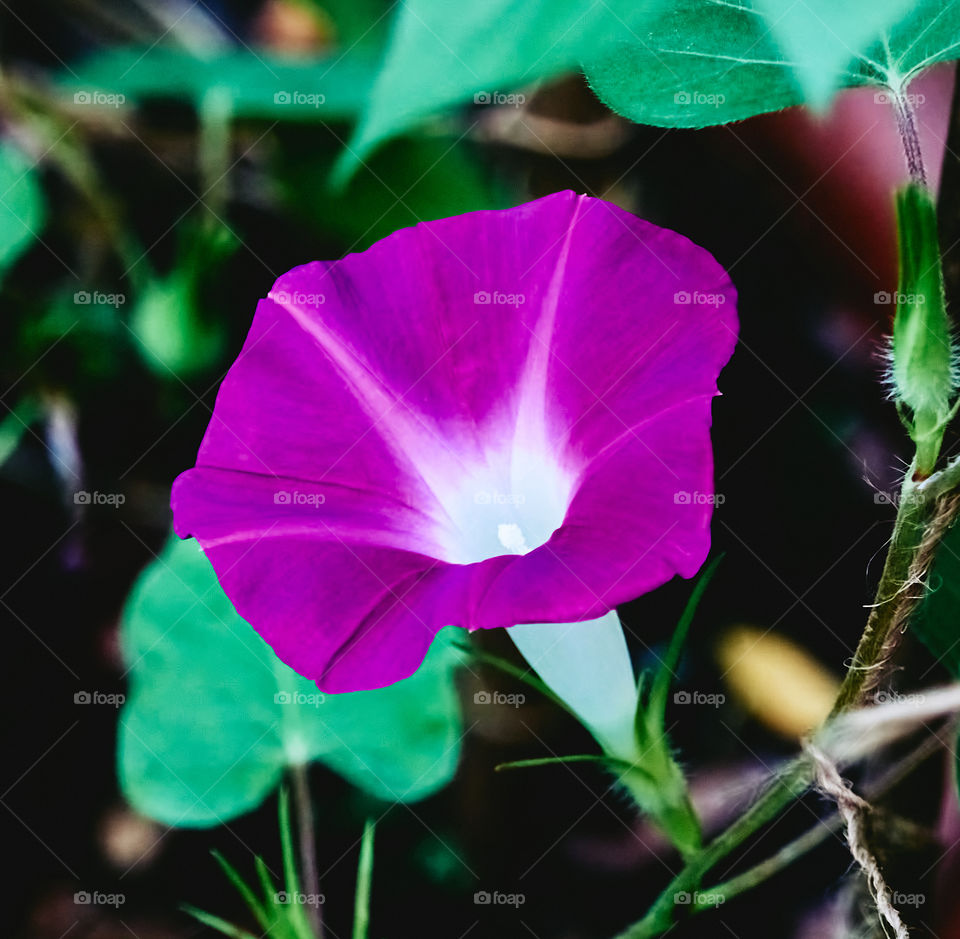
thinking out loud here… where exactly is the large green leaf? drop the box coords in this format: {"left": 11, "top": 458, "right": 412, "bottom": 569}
{"left": 0, "top": 142, "right": 45, "bottom": 275}
{"left": 336, "top": 0, "right": 668, "bottom": 180}
{"left": 119, "top": 537, "right": 464, "bottom": 827}
{"left": 64, "top": 46, "right": 376, "bottom": 120}
{"left": 585, "top": 0, "right": 960, "bottom": 129}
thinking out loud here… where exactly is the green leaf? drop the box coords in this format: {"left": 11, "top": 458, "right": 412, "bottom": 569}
{"left": 585, "top": 0, "right": 960, "bottom": 130}
{"left": 754, "top": 0, "right": 915, "bottom": 108}
{"left": 624, "top": 560, "right": 723, "bottom": 859}
{"left": 64, "top": 46, "right": 376, "bottom": 120}
{"left": 645, "top": 554, "right": 723, "bottom": 724}
{"left": 0, "top": 396, "right": 42, "bottom": 468}
{"left": 211, "top": 851, "right": 274, "bottom": 936}
{"left": 279, "top": 135, "right": 506, "bottom": 252}
{"left": 128, "top": 222, "right": 235, "bottom": 377}
{"left": 336, "top": 0, "right": 669, "bottom": 180}
{"left": 0, "top": 141, "right": 45, "bottom": 275}
{"left": 254, "top": 855, "right": 292, "bottom": 939}
{"left": 128, "top": 274, "right": 224, "bottom": 377}
{"left": 183, "top": 905, "right": 260, "bottom": 939}
{"left": 119, "top": 536, "right": 464, "bottom": 826}
{"left": 352, "top": 819, "right": 375, "bottom": 939}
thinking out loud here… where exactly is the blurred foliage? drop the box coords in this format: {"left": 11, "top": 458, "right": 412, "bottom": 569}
{"left": 278, "top": 134, "right": 506, "bottom": 250}
{"left": 187, "top": 791, "right": 328, "bottom": 939}
{"left": 65, "top": 45, "right": 377, "bottom": 120}
{"left": 0, "top": 141, "right": 45, "bottom": 275}
{"left": 128, "top": 221, "right": 236, "bottom": 377}
{"left": 120, "top": 536, "right": 466, "bottom": 826}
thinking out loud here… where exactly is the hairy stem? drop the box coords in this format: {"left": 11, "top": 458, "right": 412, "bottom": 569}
{"left": 893, "top": 89, "right": 927, "bottom": 187}
{"left": 617, "top": 465, "right": 943, "bottom": 939}
{"left": 693, "top": 724, "right": 947, "bottom": 912}
{"left": 830, "top": 469, "right": 929, "bottom": 714}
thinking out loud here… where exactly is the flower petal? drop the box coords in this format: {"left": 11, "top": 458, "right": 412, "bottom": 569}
{"left": 173, "top": 191, "right": 737, "bottom": 691}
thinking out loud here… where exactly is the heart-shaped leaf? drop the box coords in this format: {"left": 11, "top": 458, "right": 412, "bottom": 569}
{"left": 119, "top": 536, "right": 465, "bottom": 827}
{"left": 585, "top": 0, "right": 960, "bottom": 129}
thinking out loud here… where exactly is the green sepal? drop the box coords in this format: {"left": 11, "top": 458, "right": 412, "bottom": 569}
{"left": 618, "top": 557, "right": 723, "bottom": 858}
{"left": 352, "top": 819, "right": 376, "bottom": 939}
{"left": 891, "top": 182, "right": 956, "bottom": 476}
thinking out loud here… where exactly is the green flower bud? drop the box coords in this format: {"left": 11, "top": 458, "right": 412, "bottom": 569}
{"left": 890, "top": 182, "right": 956, "bottom": 477}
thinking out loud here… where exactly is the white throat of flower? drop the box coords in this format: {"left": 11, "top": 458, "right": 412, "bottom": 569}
{"left": 433, "top": 439, "right": 572, "bottom": 565}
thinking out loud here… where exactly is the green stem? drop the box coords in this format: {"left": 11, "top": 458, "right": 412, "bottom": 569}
{"left": 830, "top": 467, "right": 928, "bottom": 714}
{"left": 616, "top": 758, "right": 811, "bottom": 938}
{"left": 617, "top": 463, "right": 938, "bottom": 938}
{"left": 352, "top": 820, "right": 375, "bottom": 939}
{"left": 495, "top": 754, "right": 640, "bottom": 773}
{"left": 893, "top": 88, "right": 927, "bottom": 187}
{"left": 290, "top": 765, "right": 323, "bottom": 939}
{"left": 690, "top": 723, "right": 947, "bottom": 912}
{"left": 198, "top": 86, "right": 233, "bottom": 223}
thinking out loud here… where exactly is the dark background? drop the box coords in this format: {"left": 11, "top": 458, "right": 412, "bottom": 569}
{"left": 1, "top": 1, "right": 958, "bottom": 937}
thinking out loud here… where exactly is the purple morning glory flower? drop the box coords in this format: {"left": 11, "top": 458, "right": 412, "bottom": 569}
{"left": 172, "top": 191, "right": 737, "bottom": 693}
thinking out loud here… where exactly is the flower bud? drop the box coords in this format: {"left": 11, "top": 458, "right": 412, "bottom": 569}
{"left": 890, "top": 183, "right": 956, "bottom": 476}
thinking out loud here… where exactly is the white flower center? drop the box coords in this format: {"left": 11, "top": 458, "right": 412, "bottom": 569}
{"left": 433, "top": 443, "right": 572, "bottom": 565}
